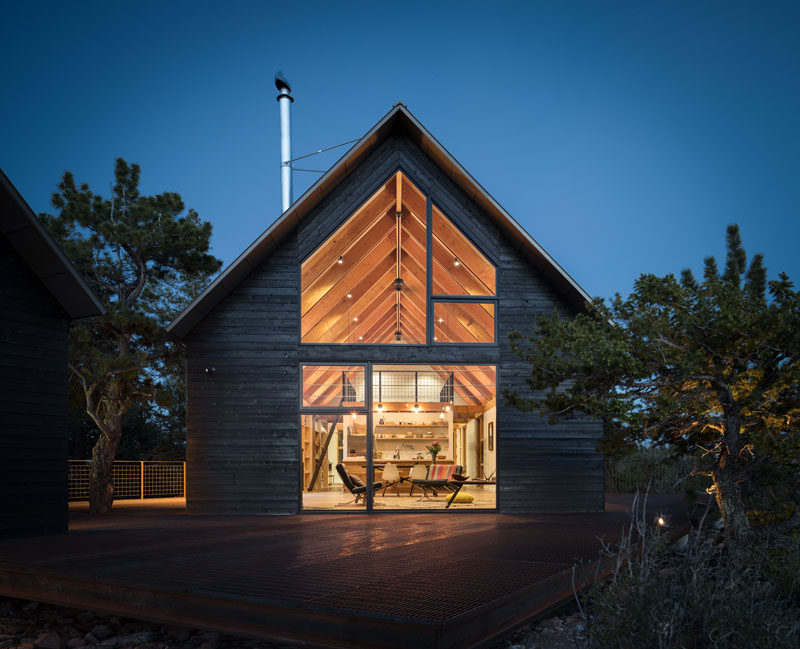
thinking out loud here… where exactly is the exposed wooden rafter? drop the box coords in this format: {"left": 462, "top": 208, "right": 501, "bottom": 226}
{"left": 300, "top": 171, "right": 497, "bottom": 344}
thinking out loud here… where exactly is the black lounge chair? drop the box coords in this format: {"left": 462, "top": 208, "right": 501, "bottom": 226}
{"left": 336, "top": 463, "right": 383, "bottom": 504}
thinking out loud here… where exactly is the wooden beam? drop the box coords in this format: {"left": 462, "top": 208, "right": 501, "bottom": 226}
{"left": 302, "top": 238, "right": 396, "bottom": 337}
{"left": 432, "top": 206, "right": 495, "bottom": 294}
{"left": 301, "top": 212, "right": 395, "bottom": 319}
{"left": 312, "top": 270, "right": 396, "bottom": 343}
{"left": 303, "top": 248, "right": 396, "bottom": 342}
{"left": 301, "top": 178, "right": 396, "bottom": 288}
{"left": 395, "top": 172, "right": 402, "bottom": 214}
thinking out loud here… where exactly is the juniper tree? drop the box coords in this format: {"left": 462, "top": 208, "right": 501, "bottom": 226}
{"left": 41, "top": 159, "right": 221, "bottom": 513}
{"left": 506, "top": 225, "right": 800, "bottom": 546}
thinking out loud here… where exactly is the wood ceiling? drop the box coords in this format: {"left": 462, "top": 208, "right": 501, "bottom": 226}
{"left": 301, "top": 172, "right": 496, "bottom": 344}
{"left": 301, "top": 365, "right": 497, "bottom": 409}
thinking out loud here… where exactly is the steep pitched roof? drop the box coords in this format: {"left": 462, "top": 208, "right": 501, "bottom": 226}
{"left": 0, "top": 169, "right": 105, "bottom": 320}
{"left": 167, "top": 104, "right": 592, "bottom": 338}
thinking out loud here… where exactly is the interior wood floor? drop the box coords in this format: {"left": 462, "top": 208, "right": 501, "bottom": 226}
{"left": 302, "top": 484, "right": 497, "bottom": 510}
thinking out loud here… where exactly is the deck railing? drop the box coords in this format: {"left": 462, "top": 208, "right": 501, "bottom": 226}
{"left": 68, "top": 460, "right": 185, "bottom": 500}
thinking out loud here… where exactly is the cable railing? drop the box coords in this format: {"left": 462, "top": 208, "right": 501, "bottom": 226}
{"left": 68, "top": 460, "right": 185, "bottom": 500}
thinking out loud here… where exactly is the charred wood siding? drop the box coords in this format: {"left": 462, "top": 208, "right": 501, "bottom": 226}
{"left": 498, "top": 241, "right": 604, "bottom": 512}
{"left": 0, "top": 233, "right": 69, "bottom": 537}
{"left": 183, "top": 134, "right": 603, "bottom": 514}
{"left": 184, "top": 235, "right": 299, "bottom": 514}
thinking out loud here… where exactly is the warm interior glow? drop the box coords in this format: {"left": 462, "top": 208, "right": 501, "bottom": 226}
{"left": 434, "top": 302, "right": 495, "bottom": 343}
{"left": 301, "top": 172, "right": 427, "bottom": 344}
{"left": 302, "top": 365, "right": 498, "bottom": 510}
{"left": 433, "top": 206, "right": 495, "bottom": 296}
{"left": 301, "top": 172, "right": 497, "bottom": 344}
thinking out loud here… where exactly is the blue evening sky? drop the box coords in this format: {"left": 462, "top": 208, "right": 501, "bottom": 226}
{"left": 2, "top": 1, "right": 798, "bottom": 301}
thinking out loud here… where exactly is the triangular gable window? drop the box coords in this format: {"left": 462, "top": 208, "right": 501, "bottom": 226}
{"left": 300, "top": 171, "right": 496, "bottom": 344}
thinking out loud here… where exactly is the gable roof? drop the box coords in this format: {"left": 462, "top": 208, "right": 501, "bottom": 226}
{"left": 167, "top": 104, "right": 592, "bottom": 338}
{"left": 0, "top": 169, "right": 105, "bottom": 320}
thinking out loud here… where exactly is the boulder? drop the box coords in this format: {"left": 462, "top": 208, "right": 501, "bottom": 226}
{"left": 89, "top": 625, "right": 113, "bottom": 641}
{"left": 34, "top": 632, "right": 61, "bottom": 649}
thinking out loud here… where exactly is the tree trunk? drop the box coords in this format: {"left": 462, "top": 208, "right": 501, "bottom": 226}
{"left": 89, "top": 421, "right": 122, "bottom": 514}
{"left": 712, "top": 466, "right": 751, "bottom": 547}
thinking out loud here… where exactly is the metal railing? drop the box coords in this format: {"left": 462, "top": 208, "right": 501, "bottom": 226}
{"left": 68, "top": 460, "right": 185, "bottom": 500}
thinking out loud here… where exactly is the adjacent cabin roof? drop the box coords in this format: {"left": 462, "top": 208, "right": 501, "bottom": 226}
{"left": 167, "top": 103, "right": 592, "bottom": 338}
{"left": 0, "top": 169, "right": 105, "bottom": 320}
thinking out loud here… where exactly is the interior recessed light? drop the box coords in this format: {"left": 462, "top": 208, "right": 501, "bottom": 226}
{"left": 353, "top": 317, "right": 358, "bottom": 322}
{"left": 347, "top": 293, "right": 352, "bottom": 298}
{"left": 359, "top": 335, "right": 363, "bottom": 340}
{"left": 337, "top": 256, "right": 343, "bottom": 264}
{"left": 433, "top": 336, "right": 438, "bottom": 341}
{"left": 438, "top": 318, "right": 443, "bottom": 323}
{"left": 454, "top": 257, "right": 460, "bottom": 266}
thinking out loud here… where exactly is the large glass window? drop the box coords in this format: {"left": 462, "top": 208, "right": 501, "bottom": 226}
{"left": 432, "top": 206, "right": 496, "bottom": 296}
{"left": 301, "top": 413, "right": 368, "bottom": 510}
{"left": 300, "top": 172, "right": 497, "bottom": 345}
{"left": 300, "top": 365, "right": 497, "bottom": 511}
{"left": 301, "top": 173, "right": 427, "bottom": 344}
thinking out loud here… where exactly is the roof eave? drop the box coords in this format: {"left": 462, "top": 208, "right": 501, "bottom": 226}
{"left": 0, "top": 169, "right": 106, "bottom": 320}
{"left": 167, "top": 103, "right": 593, "bottom": 338}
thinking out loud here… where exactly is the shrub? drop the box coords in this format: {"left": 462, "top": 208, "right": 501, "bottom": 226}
{"left": 577, "top": 494, "right": 800, "bottom": 649}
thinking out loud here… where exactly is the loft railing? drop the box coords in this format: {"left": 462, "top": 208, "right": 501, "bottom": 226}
{"left": 68, "top": 460, "right": 185, "bottom": 500}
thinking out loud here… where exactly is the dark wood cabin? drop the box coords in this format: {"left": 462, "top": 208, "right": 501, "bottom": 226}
{"left": 0, "top": 170, "right": 104, "bottom": 537}
{"left": 168, "top": 104, "right": 603, "bottom": 515}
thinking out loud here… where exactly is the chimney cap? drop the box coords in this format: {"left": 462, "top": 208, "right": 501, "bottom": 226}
{"left": 275, "top": 71, "right": 292, "bottom": 93}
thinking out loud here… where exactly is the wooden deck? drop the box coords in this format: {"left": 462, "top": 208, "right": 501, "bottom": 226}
{"left": 0, "top": 495, "right": 689, "bottom": 649}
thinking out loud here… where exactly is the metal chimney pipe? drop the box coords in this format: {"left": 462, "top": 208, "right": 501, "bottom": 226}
{"left": 275, "top": 72, "right": 293, "bottom": 212}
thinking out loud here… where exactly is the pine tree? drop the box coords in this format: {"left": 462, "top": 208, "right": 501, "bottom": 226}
{"left": 42, "top": 159, "right": 222, "bottom": 513}
{"left": 506, "top": 225, "right": 800, "bottom": 547}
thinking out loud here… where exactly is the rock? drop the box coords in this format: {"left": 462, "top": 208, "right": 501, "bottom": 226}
{"left": 166, "top": 627, "right": 190, "bottom": 642}
{"left": 22, "top": 603, "right": 39, "bottom": 613}
{"left": 89, "top": 626, "right": 113, "bottom": 641}
{"left": 509, "top": 644, "right": 526, "bottom": 649}
{"left": 0, "top": 622, "right": 25, "bottom": 635}
{"left": 66, "top": 639, "right": 85, "bottom": 649}
{"left": 83, "top": 633, "right": 98, "bottom": 644}
{"left": 575, "top": 623, "right": 585, "bottom": 631}
{"left": 191, "top": 633, "right": 219, "bottom": 649}
{"left": 97, "top": 632, "right": 157, "bottom": 647}
{"left": 76, "top": 613, "right": 95, "bottom": 626}
{"left": 17, "top": 642, "right": 35, "bottom": 649}
{"left": 196, "top": 643, "right": 214, "bottom": 649}
{"left": 34, "top": 632, "right": 61, "bottom": 649}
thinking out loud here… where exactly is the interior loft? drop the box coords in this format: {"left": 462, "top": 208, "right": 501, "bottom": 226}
{"left": 301, "top": 365, "right": 497, "bottom": 409}
{"left": 300, "top": 171, "right": 496, "bottom": 344}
